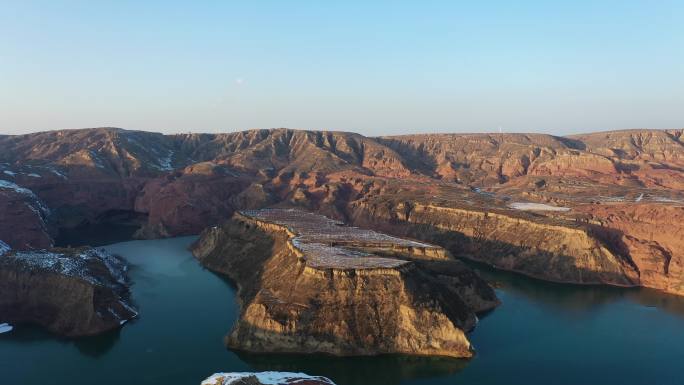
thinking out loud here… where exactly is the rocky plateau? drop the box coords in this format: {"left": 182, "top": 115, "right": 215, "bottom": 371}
{"left": 192, "top": 209, "right": 497, "bottom": 358}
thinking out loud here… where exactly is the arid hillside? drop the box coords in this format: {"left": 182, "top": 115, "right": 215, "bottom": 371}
{"left": 2, "top": 127, "right": 684, "bottom": 295}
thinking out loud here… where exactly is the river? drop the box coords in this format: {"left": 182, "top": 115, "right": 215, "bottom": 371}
{"left": 1, "top": 236, "right": 683, "bottom": 385}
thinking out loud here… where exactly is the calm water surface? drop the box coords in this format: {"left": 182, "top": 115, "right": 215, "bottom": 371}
{"left": 1, "top": 237, "right": 683, "bottom": 385}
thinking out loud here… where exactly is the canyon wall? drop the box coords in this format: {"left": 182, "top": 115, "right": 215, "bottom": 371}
{"left": 0, "top": 247, "right": 136, "bottom": 336}
{"left": 192, "top": 210, "right": 499, "bottom": 358}
{"left": 347, "top": 200, "right": 641, "bottom": 287}
{"left": 575, "top": 203, "right": 684, "bottom": 295}
{"left": 3, "top": 127, "right": 684, "bottom": 299}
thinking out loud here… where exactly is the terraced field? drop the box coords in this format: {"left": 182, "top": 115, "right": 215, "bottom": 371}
{"left": 241, "top": 209, "right": 444, "bottom": 270}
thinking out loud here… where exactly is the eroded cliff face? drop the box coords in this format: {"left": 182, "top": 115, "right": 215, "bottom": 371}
{"left": 0, "top": 179, "right": 52, "bottom": 249}
{"left": 346, "top": 199, "right": 641, "bottom": 287}
{"left": 192, "top": 209, "right": 498, "bottom": 358}
{"left": 133, "top": 164, "right": 252, "bottom": 238}
{"left": 574, "top": 203, "right": 684, "bottom": 295}
{"left": 0, "top": 247, "right": 136, "bottom": 336}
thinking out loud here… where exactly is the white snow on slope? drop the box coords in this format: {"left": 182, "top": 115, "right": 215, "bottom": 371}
{"left": 652, "top": 197, "right": 684, "bottom": 204}
{"left": 0, "top": 179, "right": 51, "bottom": 216}
{"left": 1, "top": 248, "right": 137, "bottom": 324}
{"left": 0, "top": 323, "right": 13, "bottom": 334}
{"left": 157, "top": 150, "right": 174, "bottom": 171}
{"left": 0, "top": 240, "right": 10, "bottom": 256}
{"left": 48, "top": 168, "right": 68, "bottom": 179}
{"left": 0, "top": 179, "right": 33, "bottom": 195}
{"left": 508, "top": 202, "right": 571, "bottom": 212}
{"left": 3, "top": 248, "right": 128, "bottom": 289}
{"left": 89, "top": 150, "right": 106, "bottom": 169}
{"left": 598, "top": 195, "right": 625, "bottom": 202}
{"left": 202, "top": 372, "right": 336, "bottom": 385}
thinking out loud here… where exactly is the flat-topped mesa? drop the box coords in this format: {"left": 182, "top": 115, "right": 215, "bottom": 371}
{"left": 240, "top": 208, "right": 448, "bottom": 271}
{"left": 348, "top": 199, "right": 642, "bottom": 288}
{"left": 192, "top": 209, "right": 498, "bottom": 358}
{"left": 0, "top": 246, "right": 137, "bottom": 336}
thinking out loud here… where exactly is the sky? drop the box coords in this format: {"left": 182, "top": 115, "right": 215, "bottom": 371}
{"left": 0, "top": 0, "right": 682, "bottom": 136}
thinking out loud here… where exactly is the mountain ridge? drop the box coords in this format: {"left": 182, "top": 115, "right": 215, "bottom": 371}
{"left": 2, "top": 126, "right": 684, "bottom": 296}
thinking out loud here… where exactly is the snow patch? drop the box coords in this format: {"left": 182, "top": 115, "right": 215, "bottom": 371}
{"left": 3, "top": 248, "right": 127, "bottom": 292}
{"left": 118, "top": 299, "right": 139, "bottom": 319}
{"left": 0, "top": 179, "right": 36, "bottom": 196}
{"left": 652, "top": 197, "right": 684, "bottom": 204}
{"left": 472, "top": 187, "right": 495, "bottom": 198}
{"left": 3, "top": 170, "right": 16, "bottom": 177}
{"left": 202, "top": 372, "right": 336, "bottom": 385}
{"left": 508, "top": 202, "right": 570, "bottom": 212}
{"left": 48, "top": 168, "right": 68, "bottom": 179}
{"left": 26, "top": 173, "right": 41, "bottom": 178}
{"left": 0, "top": 179, "right": 51, "bottom": 217}
{"left": 0, "top": 323, "right": 13, "bottom": 334}
{"left": 598, "top": 195, "right": 625, "bottom": 202}
{"left": 1, "top": 248, "right": 137, "bottom": 324}
{"left": 0, "top": 240, "right": 10, "bottom": 256}
{"left": 150, "top": 149, "right": 175, "bottom": 171}
{"left": 158, "top": 150, "right": 174, "bottom": 171}
{"left": 89, "top": 150, "right": 106, "bottom": 169}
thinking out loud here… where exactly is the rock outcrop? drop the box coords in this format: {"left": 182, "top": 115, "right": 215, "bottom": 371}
{"left": 0, "top": 246, "right": 136, "bottom": 336}
{"left": 574, "top": 203, "right": 684, "bottom": 295}
{"left": 347, "top": 199, "right": 641, "bottom": 287}
{"left": 201, "top": 372, "right": 336, "bottom": 385}
{"left": 192, "top": 209, "right": 498, "bottom": 358}
{"left": 133, "top": 164, "right": 252, "bottom": 238}
{"left": 0, "top": 179, "right": 52, "bottom": 249}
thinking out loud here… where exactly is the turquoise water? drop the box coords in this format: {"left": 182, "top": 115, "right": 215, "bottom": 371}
{"left": 1, "top": 237, "right": 683, "bottom": 385}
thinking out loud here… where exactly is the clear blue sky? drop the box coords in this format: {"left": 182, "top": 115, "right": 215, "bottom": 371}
{"left": 1, "top": 0, "right": 682, "bottom": 136}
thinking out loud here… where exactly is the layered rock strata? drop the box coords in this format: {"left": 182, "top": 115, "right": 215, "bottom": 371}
{"left": 3, "top": 127, "right": 684, "bottom": 299}
{"left": 192, "top": 209, "right": 498, "bottom": 358}
{"left": 0, "top": 179, "right": 52, "bottom": 249}
{"left": 348, "top": 200, "right": 641, "bottom": 287}
{"left": 574, "top": 203, "right": 684, "bottom": 295}
{"left": 344, "top": 194, "right": 684, "bottom": 296}
{"left": 0, "top": 246, "right": 136, "bottom": 336}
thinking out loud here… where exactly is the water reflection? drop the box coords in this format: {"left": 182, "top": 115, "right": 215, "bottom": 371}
{"left": 469, "top": 259, "right": 684, "bottom": 319}
{"left": 237, "top": 351, "right": 468, "bottom": 385}
{"left": 2, "top": 237, "right": 684, "bottom": 385}
{"left": 0, "top": 323, "right": 121, "bottom": 358}
{"left": 73, "top": 328, "right": 122, "bottom": 358}
{"left": 625, "top": 288, "right": 684, "bottom": 318}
